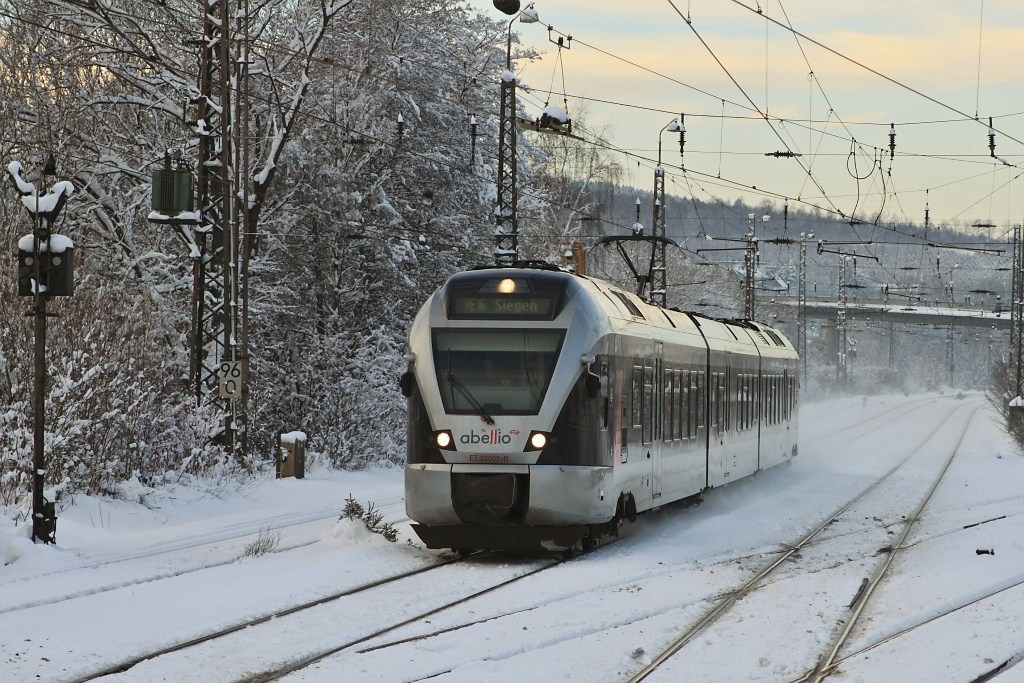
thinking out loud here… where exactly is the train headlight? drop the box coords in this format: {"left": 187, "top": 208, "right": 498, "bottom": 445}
{"left": 524, "top": 431, "right": 549, "bottom": 451}
{"left": 434, "top": 430, "right": 455, "bottom": 450}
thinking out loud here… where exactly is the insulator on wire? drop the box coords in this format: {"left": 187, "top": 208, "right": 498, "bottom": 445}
{"left": 888, "top": 123, "right": 896, "bottom": 159}
{"left": 988, "top": 116, "right": 996, "bottom": 157}
{"left": 397, "top": 113, "right": 405, "bottom": 143}
{"left": 679, "top": 113, "right": 686, "bottom": 161}
{"left": 925, "top": 189, "right": 930, "bottom": 234}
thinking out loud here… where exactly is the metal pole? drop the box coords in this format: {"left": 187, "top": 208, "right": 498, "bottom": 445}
{"left": 238, "top": 0, "right": 252, "bottom": 457}
{"left": 797, "top": 234, "right": 808, "bottom": 385}
{"left": 744, "top": 214, "right": 756, "bottom": 319}
{"left": 494, "top": 17, "right": 519, "bottom": 266}
{"left": 31, "top": 204, "right": 49, "bottom": 543}
{"left": 837, "top": 256, "right": 849, "bottom": 386}
{"left": 1011, "top": 224, "right": 1019, "bottom": 401}
{"left": 946, "top": 323, "right": 955, "bottom": 386}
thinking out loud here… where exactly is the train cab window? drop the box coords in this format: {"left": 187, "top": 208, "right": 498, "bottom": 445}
{"left": 433, "top": 329, "right": 565, "bottom": 415}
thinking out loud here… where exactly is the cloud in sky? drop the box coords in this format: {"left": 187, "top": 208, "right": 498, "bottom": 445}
{"left": 468, "top": 0, "right": 1024, "bottom": 229}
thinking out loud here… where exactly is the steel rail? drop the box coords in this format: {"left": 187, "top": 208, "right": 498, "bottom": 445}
{"left": 66, "top": 553, "right": 467, "bottom": 683}
{"left": 626, "top": 399, "right": 970, "bottom": 683}
{"left": 239, "top": 559, "right": 562, "bottom": 683}
{"left": 797, "top": 404, "right": 982, "bottom": 683}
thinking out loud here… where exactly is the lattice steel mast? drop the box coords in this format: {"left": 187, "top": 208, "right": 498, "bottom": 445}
{"left": 493, "top": 5, "right": 538, "bottom": 265}
{"left": 837, "top": 255, "right": 849, "bottom": 385}
{"left": 798, "top": 233, "right": 809, "bottom": 383}
{"left": 1013, "top": 223, "right": 1024, "bottom": 399}
{"left": 191, "top": 0, "right": 245, "bottom": 449}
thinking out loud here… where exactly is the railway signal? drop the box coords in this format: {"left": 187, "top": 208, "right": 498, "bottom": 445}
{"left": 7, "top": 160, "right": 75, "bottom": 544}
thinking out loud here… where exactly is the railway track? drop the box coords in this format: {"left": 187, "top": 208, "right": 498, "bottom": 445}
{"left": 65, "top": 553, "right": 560, "bottom": 683}
{"left": 793, "top": 403, "right": 982, "bottom": 683}
{"left": 279, "top": 397, "right": 980, "bottom": 683}
{"left": 0, "top": 499, "right": 407, "bottom": 615}
{"left": 626, "top": 398, "right": 981, "bottom": 682}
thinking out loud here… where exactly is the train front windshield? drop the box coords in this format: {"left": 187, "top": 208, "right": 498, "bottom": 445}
{"left": 433, "top": 329, "right": 564, "bottom": 415}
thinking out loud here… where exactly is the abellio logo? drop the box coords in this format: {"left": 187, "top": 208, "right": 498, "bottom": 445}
{"left": 460, "top": 428, "right": 515, "bottom": 445}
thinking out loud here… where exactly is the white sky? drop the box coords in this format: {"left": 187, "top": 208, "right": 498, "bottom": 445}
{"left": 468, "top": 0, "right": 1024, "bottom": 237}
{"left": 3, "top": 392, "right": 1024, "bottom": 681}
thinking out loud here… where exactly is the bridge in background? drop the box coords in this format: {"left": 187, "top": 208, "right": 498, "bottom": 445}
{"left": 772, "top": 297, "right": 1010, "bottom": 330}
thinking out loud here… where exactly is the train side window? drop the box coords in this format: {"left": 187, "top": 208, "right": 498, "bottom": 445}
{"left": 776, "top": 376, "right": 781, "bottom": 424}
{"left": 740, "top": 373, "right": 746, "bottom": 432}
{"left": 697, "top": 371, "right": 706, "bottom": 430}
{"left": 740, "top": 374, "right": 748, "bottom": 431}
{"left": 719, "top": 373, "right": 727, "bottom": 435}
{"left": 709, "top": 372, "right": 718, "bottom": 431}
{"left": 771, "top": 375, "right": 777, "bottom": 424}
{"left": 789, "top": 376, "right": 796, "bottom": 418}
{"left": 761, "top": 375, "right": 769, "bottom": 423}
{"left": 631, "top": 365, "right": 643, "bottom": 428}
{"left": 723, "top": 371, "right": 729, "bottom": 434}
{"left": 783, "top": 375, "right": 788, "bottom": 421}
{"left": 621, "top": 395, "right": 629, "bottom": 463}
{"left": 772, "top": 376, "right": 779, "bottom": 425}
{"left": 749, "top": 374, "right": 755, "bottom": 430}
{"left": 682, "top": 371, "right": 690, "bottom": 438}
{"left": 664, "top": 369, "right": 674, "bottom": 443}
{"left": 643, "top": 364, "right": 654, "bottom": 445}
{"left": 712, "top": 372, "right": 724, "bottom": 435}
{"left": 600, "top": 361, "right": 610, "bottom": 430}
{"left": 772, "top": 375, "right": 777, "bottom": 424}
{"left": 675, "top": 370, "right": 683, "bottom": 441}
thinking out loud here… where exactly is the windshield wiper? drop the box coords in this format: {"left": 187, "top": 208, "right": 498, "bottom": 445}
{"left": 445, "top": 372, "right": 495, "bottom": 425}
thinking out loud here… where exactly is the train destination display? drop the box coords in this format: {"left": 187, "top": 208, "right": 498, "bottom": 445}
{"left": 449, "top": 292, "right": 558, "bottom": 319}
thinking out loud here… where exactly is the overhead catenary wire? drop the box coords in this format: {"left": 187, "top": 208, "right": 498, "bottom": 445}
{"left": 8, "top": 1, "right": 1021, "bottom": 256}
{"left": 25, "top": 2, "right": 1021, "bottom": 229}
{"left": 723, "top": 0, "right": 1024, "bottom": 148}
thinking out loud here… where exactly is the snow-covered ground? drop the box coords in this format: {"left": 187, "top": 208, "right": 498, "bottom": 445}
{"left": 3, "top": 392, "right": 1024, "bottom": 682}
